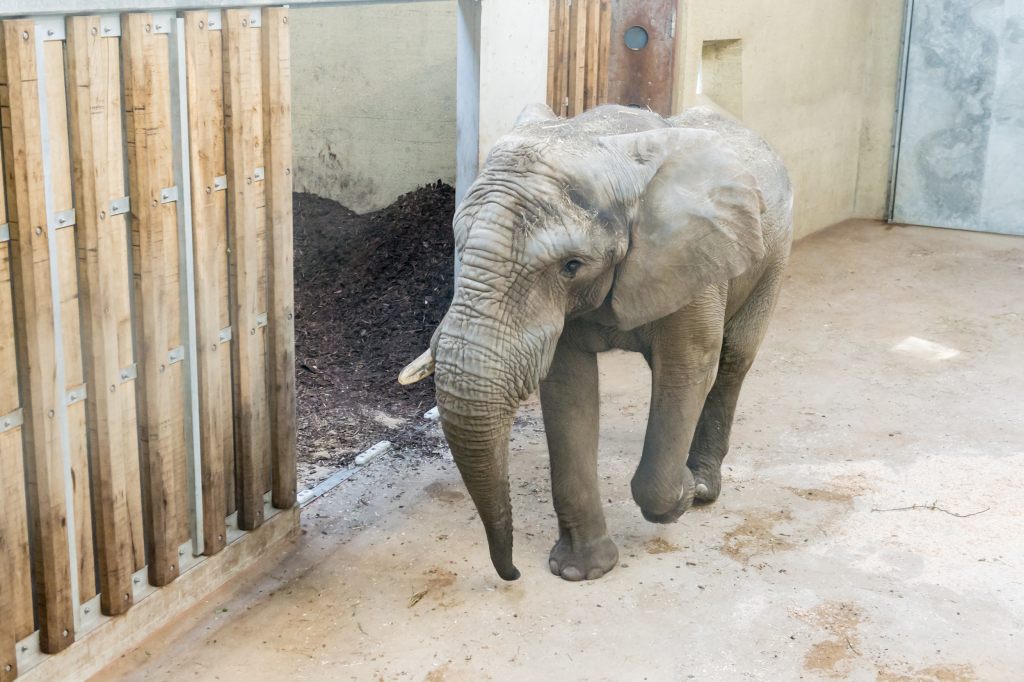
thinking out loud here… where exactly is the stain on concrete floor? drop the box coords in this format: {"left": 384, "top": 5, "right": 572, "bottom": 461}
{"left": 98, "top": 221, "right": 1023, "bottom": 681}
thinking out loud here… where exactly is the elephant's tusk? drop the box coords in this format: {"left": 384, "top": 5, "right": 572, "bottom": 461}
{"left": 398, "top": 349, "right": 435, "bottom": 385}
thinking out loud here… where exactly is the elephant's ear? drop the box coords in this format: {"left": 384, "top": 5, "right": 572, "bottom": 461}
{"left": 599, "top": 128, "right": 766, "bottom": 330}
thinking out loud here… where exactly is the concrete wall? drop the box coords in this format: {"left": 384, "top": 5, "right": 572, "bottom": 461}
{"left": 290, "top": 1, "right": 456, "bottom": 213}
{"left": 676, "top": 0, "right": 904, "bottom": 238}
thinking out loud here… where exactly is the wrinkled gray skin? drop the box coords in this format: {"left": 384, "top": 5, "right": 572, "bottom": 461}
{"left": 431, "top": 103, "right": 792, "bottom": 581}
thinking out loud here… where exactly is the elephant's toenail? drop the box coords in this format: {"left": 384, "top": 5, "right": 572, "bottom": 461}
{"left": 561, "top": 566, "right": 583, "bottom": 581}
{"left": 695, "top": 483, "right": 709, "bottom": 496}
{"left": 549, "top": 559, "right": 560, "bottom": 575}
{"left": 586, "top": 568, "right": 604, "bottom": 580}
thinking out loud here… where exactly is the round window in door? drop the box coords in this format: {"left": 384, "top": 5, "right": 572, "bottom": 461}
{"left": 624, "top": 25, "right": 649, "bottom": 50}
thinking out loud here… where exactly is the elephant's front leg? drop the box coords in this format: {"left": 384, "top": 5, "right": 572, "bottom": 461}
{"left": 540, "top": 336, "right": 618, "bottom": 581}
{"left": 632, "top": 303, "right": 724, "bottom": 523}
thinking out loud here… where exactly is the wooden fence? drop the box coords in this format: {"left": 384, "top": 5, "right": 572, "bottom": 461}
{"left": 0, "top": 8, "right": 295, "bottom": 680}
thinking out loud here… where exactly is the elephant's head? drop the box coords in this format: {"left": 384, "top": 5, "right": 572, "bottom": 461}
{"left": 400, "top": 105, "right": 765, "bottom": 580}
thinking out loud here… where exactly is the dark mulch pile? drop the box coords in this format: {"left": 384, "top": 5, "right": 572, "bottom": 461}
{"left": 293, "top": 181, "right": 454, "bottom": 472}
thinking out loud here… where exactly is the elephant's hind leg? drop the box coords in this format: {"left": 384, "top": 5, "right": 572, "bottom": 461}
{"left": 540, "top": 335, "right": 618, "bottom": 581}
{"left": 688, "top": 267, "right": 786, "bottom": 503}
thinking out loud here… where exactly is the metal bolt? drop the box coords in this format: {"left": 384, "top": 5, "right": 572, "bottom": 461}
{"left": 83, "top": 606, "right": 90, "bottom": 614}
{"left": 199, "top": 20, "right": 205, "bottom": 29}
{"left": 242, "top": 18, "right": 248, "bottom": 27}
{"left": 3, "top": 664, "right": 11, "bottom": 672}
{"left": 99, "top": 210, "right": 106, "bottom": 220}
{"left": 62, "top": 629, "right": 69, "bottom": 638}
{"left": 2, "top": 420, "right": 9, "bottom": 429}
{"left": 58, "top": 216, "right": 67, "bottom": 224}
{"left": 47, "top": 29, "right": 55, "bottom": 37}
{"left": 159, "top": 364, "right": 166, "bottom": 373}
{"left": 109, "top": 384, "right": 116, "bottom": 393}
{"left": 133, "top": 576, "right": 141, "bottom": 584}
{"left": 283, "top": 16, "right": 288, "bottom": 24}
{"left": 211, "top": 344, "right": 217, "bottom": 351}
{"left": 286, "top": 312, "right": 293, "bottom": 320}
{"left": 161, "top": 191, "right": 169, "bottom": 201}
{"left": 124, "top": 593, "right": 130, "bottom": 601}
{"left": 155, "top": 24, "right": 163, "bottom": 32}
{"left": 145, "top": 24, "right": 151, "bottom": 33}
{"left": 151, "top": 199, "right": 158, "bottom": 207}
{"left": 47, "top": 409, "right": 55, "bottom": 418}
{"left": 104, "top": 26, "right": 111, "bottom": 34}
{"left": 91, "top": 27, "right": 98, "bottom": 36}
{"left": 246, "top": 176, "right": 253, "bottom": 185}
{"left": 68, "top": 392, "right": 77, "bottom": 401}
{"left": 250, "top": 328, "right": 256, "bottom": 336}
{"left": 285, "top": 167, "right": 291, "bottom": 176}
{"left": 206, "top": 185, "right": 212, "bottom": 194}
{"left": 179, "top": 548, "right": 185, "bottom": 556}
{"left": 35, "top": 226, "right": 43, "bottom": 235}
{"left": 21, "top": 31, "right": 29, "bottom": 41}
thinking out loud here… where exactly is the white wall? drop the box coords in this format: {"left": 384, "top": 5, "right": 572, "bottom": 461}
{"left": 291, "top": 1, "right": 457, "bottom": 213}
{"left": 476, "top": 0, "right": 549, "bottom": 164}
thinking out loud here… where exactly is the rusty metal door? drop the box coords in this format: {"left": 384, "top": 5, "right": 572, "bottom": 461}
{"left": 606, "top": 0, "right": 676, "bottom": 113}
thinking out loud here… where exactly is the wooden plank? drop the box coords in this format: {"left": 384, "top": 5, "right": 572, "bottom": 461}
{"left": 0, "top": 85, "right": 32, "bottom": 680}
{"left": 223, "top": 9, "right": 271, "bottom": 530}
{"left": 41, "top": 30, "right": 98, "bottom": 609}
{"left": 0, "top": 19, "right": 76, "bottom": 654}
{"left": 122, "top": 13, "right": 189, "bottom": 587}
{"left": 584, "top": 0, "right": 599, "bottom": 109}
{"left": 567, "top": 0, "right": 587, "bottom": 116}
{"left": 66, "top": 14, "right": 146, "bottom": 615}
{"left": 183, "top": 10, "right": 230, "bottom": 556}
{"left": 262, "top": 7, "right": 296, "bottom": 511}
{"left": 546, "top": 0, "right": 559, "bottom": 111}
{"left": 556, "top": 0, "right": 570, "bottom": 116}
{"left": 596, "top": 0, "right": 611, "bottom": 104}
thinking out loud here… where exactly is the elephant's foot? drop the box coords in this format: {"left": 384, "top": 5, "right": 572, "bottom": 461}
{"left": 689, "top": 463, "right": 722, "bottom": 505}
{"left": 632, "top": 467, "right": 696, "bottom": 524}
{"left": 548, "top": 532, "right": 618, "bottom": 581}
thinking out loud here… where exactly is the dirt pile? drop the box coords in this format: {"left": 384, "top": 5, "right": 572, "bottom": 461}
{"left": 293, "top": 181, "right": 455, "bottom": 471}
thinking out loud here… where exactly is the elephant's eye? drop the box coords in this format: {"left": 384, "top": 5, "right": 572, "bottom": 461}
{"left": 561, "top": 259, "right": 584, "bottom": 277}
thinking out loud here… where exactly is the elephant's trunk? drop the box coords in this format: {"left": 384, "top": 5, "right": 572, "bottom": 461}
{"left": 433, "top": 328, "right": 523, "bottom": 581}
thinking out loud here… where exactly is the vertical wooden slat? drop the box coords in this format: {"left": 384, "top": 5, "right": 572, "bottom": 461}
{"left": 223, "top": 9, "right": 271, "bottom": 530}
{"left": 183, "top": 10, "right": 229, "bottom": 556}
{"left": 122, "top": 13, "right": 188, "bottom": 587}
{"left": 567, "top": 0, "right": 587, "bottom": 116}
{"left": 547, "top": 0, "right": 560, "bottom": 112}
{"left": 0, "top": 72, "right": 33, "bottom": 680}
{"left": 0, "top": 19, "right": 76, "bottom": 653}
{"left": 583, "top": 0, "right": 600, "bottom": 109}
{"left": 596, "top": 0, "right": 611, "bottom": 104}
{"left": 66, "top": 14, "right": 146, "bottom": 615}
{"left": 557, "top": 0, "right": 570, "bottom": 116}
{"left": 41, "top": 30, "right": 97, "bottom": 609}
{"left": 262, "top": 7, "right": 296, "bottom": 511}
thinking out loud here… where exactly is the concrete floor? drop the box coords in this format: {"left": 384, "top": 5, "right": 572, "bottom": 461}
{"left": 99, "top": 221, "right": 1023, "bottom": 681}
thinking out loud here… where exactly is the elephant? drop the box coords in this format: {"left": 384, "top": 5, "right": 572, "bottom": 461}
{"left": 400, "top": 103, "right": 793, "bottom": 581}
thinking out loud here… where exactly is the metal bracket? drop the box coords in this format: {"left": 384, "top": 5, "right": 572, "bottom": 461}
{"left": 66, "top": 384, "right": 87, "bottom": 406}
{"left": 247, "top": 10, "right": 262, "bottom": 28}
{"left": 168, "top": 346, "right": 185, "bottom": 365}
{"left": 219, "top": 326, "right": 232, "bottom": 343}
{"left": 0, "top": 408, "right": 23, "bottom": 433}
{"left": 37, "top": 17, "right": 66, "bottom": 42}
{"left": 255, "top": 312, "right": 268, "bottom": 328}
{"left": 0, "top": 223, "right": 9, "bottom": 243}
{"left": 152, "top": 12, "right": 174, "bottom": 34}
{"left": 98, "top": 14, "right": 121, "bottom": 37}
{"left": 109, "top": 196, "right": 129, "bottom": 216}
{"left": 160, "top": 186, "right": 178, "bottom": 204}
{"left": 51, "top": 208, "right": 76, "bottom": 230}
{"left": 253, "top": 167, "right": 265, "bottom": 182}
{"left": 213, "top": 175, "right": 227, "bottom": 191}
{"left": 207, "top": 10, "right": 222, "bottom": 31}
{"left": 119, "top": 363, "right": 137, "bottom": 383}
